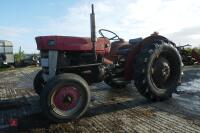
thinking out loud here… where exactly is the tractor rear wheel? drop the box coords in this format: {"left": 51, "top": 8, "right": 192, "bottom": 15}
{"left": 33, "top": 70, "right": 45, "bottom": 95}
{"left": 134, "top": 41, "right": 182, "bottom": 101}
{"left": 40, "top": 73, "right": 90, "bottom": 122}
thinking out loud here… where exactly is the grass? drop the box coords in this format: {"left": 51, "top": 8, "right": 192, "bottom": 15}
{"left": 0, "top": 67, "right": 15, "bottom": 72}
{"left": 0, "top": 67, "right": 9, "bottom": 72}
{"left": 0, "top": 65, "right": 39, "bottom": 72}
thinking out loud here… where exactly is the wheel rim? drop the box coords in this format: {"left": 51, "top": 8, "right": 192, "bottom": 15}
{"left": 151, "top": 56, "right": 171, "bottom": 89}
{"left": 51, "top": 86, "right": 82, "bottom": 117}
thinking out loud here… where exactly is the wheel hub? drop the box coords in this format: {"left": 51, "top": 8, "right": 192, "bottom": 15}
{"left": 63, "top": 96, "right": 73, "bottom": 104}
{"left": 152, "top": 57, "right": 171, "bottom": 87}
{"left": 162, "top": 63, "right": 170, "bottom": 79}
{"left": 53, "top": 86, "right": 80, "bottom": 111}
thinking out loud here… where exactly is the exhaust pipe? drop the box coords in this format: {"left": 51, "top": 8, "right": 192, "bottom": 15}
{"left": 90, "top": 4, "right": 97, "bottom": 61}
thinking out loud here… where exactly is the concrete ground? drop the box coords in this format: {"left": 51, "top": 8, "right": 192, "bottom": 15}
{"left": 0, "top": 66, "right": 200, "bottom": 132}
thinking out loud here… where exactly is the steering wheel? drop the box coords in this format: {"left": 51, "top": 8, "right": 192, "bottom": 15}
{"left": 99, "top": 29, "right": 120, "bottom": 41}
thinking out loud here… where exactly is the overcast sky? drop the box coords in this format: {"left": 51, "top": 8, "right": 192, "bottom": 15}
{"left": 1, "top": 0, "right": 200, "bottom": 53}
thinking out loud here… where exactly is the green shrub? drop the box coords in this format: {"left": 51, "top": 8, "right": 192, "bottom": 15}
{"left": 184, "top": 47, "right": 200, "bottom": 55}
{"left": 193, "top": 47, "right": 200, "bottom": 55}
{"left": 14, "top": 46, "right": 25, "bottom": 64}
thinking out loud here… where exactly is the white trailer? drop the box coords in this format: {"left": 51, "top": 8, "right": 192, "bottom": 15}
{"left": 0, "top": 40, "right": 14, "bottom": 66}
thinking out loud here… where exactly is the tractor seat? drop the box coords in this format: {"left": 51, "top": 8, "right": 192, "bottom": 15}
{"left": 109, "top": 39, "right": 131, "bottom": 56}
{"left": 117, "top": 37, "right": 143, "bottom": 55}
{"left": 105, "top": 38, "right": 142, "bottom": 63}
{"left": 117, "top": 45, "right": 132, "bottom": 55}
{"left": 129, "top": 37, "right": 142, "bottom": 45}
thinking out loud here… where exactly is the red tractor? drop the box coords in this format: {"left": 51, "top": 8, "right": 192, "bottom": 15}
{"left": 34, "top": 5, "right": 182, "bottom": 122}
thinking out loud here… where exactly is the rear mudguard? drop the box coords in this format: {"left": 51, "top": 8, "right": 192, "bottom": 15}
{"left": 124, "top": 35, "right": 176, "bottom": 80}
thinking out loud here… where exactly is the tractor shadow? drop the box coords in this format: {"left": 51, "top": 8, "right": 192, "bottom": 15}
{"left": 13, "top": 84, "right": 151, "bottom": 132}
{"left": 16, "top": 97, "right": 151, "bottom": 132}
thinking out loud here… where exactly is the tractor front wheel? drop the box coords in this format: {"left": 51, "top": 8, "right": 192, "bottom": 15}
{"left": 40, "top": 73, "right": 90, "bottom": 122}
{"left": 134, "top": 41, "right": 182, "bottom": 101}
{"left": 33, "top": 70, "right": 45, "bottom": 95}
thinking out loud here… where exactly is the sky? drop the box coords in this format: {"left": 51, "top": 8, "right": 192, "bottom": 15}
{"left": 1, "top": 0, "right": 200, "bottom": 53}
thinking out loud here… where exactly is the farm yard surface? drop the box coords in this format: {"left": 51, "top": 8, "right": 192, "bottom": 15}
{"left": 0, "top": 66, "right": 200, "bottom": 132}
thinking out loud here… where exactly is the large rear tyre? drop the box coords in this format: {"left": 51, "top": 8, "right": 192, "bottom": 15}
{"left": 134, "top": 41, "right": 182, "bottom": 101}
{"left": 40, "top": 73, "right": 90, "bottom": 123}
{"left": 33, "top": 70, "right": 45, "bottom": 95}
